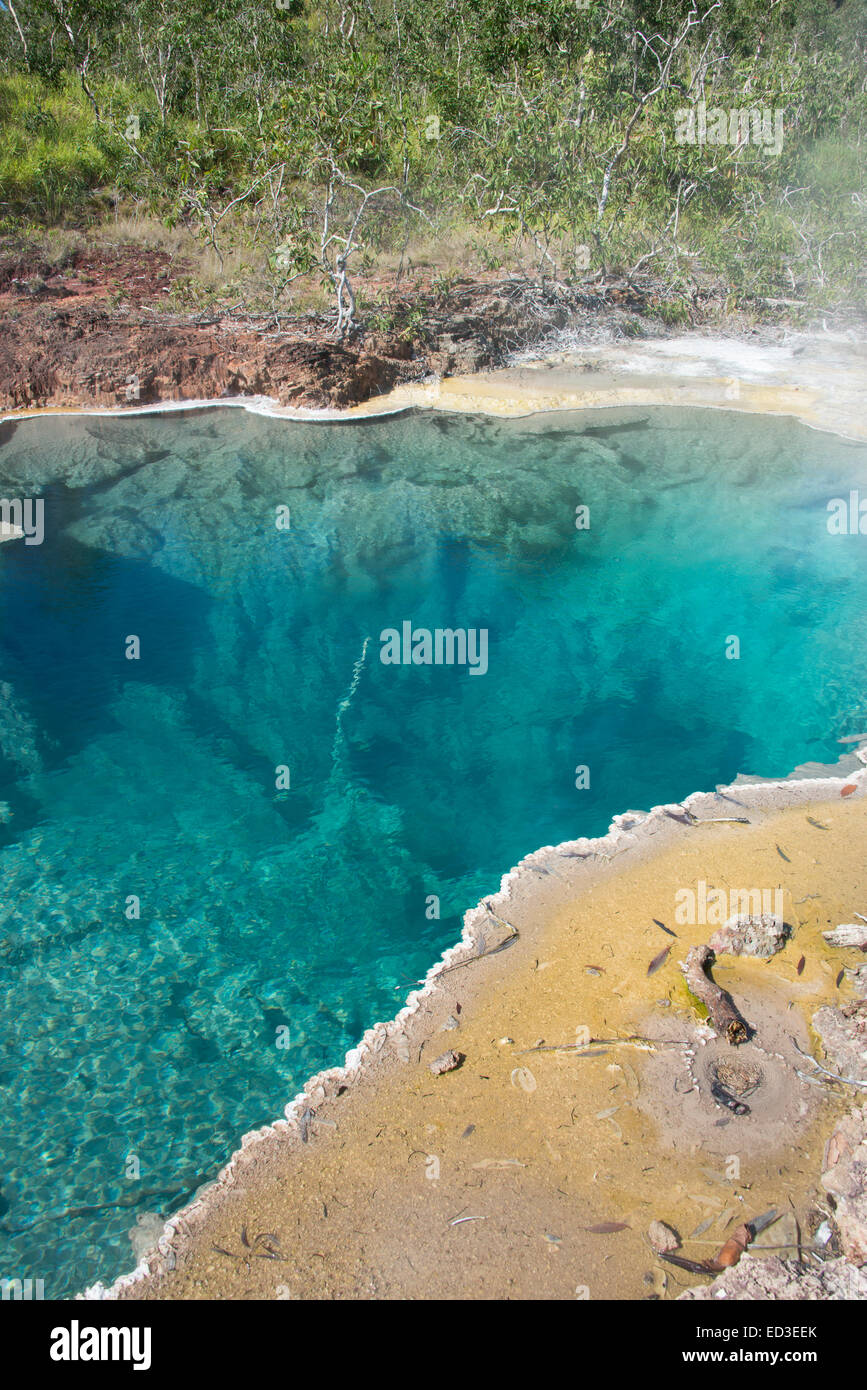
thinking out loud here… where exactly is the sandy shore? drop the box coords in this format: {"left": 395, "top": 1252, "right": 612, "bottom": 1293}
{"left": 86, "top": 764, "right": 866, "bottom": 1302}
{"left": 342, "top": 333, "right": 867, "bottom": 445}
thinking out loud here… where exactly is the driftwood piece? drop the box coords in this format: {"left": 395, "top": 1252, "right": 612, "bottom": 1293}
{"left": 683, "top": 945, "right": 750, "bottom": 1045}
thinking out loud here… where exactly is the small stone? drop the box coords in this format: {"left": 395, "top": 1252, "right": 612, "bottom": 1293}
{"left": 442, "top": 1015, "right": 460, "bottom": 1031}
{"left": 429, "top": 1049, "right": 463, "bottom": 1076}
{"left": 648, "top": 1220, "right": 680, "bottom": 1254}
{"left": 814, "top": 1220, "right": 833, "bottom": 1248}
{"left": 498, "top": 1037, "right": 514, "bottom": 1046}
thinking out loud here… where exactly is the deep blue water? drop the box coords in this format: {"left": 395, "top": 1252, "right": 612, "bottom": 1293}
{"left": 0, "top": 404, "right": 866, "bottom": 1295}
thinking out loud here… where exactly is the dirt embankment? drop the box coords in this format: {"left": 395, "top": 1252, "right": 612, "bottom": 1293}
{"left": 0, "top": 243, "right": 664, "bottom": 412}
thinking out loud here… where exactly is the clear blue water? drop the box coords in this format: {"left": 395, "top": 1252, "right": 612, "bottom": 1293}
{"left": 0, "top": 403, "right": 866, "bottom": 1297}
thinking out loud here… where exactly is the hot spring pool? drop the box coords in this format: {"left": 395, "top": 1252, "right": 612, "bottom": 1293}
{"left": 0, "top": 403, "right": 866, "bottom": 1295}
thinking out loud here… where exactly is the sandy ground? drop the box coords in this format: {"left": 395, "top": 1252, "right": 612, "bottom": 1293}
{"left": 113, "top": 780, "right": 867, "bottom": 1301}
{"left": 341, "top": 335, "right": 867, "bottom": 444}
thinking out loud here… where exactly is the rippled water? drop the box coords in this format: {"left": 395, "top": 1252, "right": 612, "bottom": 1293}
{"left": 0, "top": 404, "right": 866, "bottom": 1296}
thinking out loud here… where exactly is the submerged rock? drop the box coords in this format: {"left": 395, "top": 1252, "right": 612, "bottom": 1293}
{"left": 648, "top": 1220, "right": 680, "bottom": 1253}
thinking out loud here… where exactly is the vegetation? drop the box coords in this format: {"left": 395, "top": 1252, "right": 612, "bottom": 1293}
{"left": 0, "top": 0, "right": 865, "bottom": 329}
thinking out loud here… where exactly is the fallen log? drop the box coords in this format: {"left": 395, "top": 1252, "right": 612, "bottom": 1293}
{"left": 682, "top": 944, "right": 750, "bottom": 1045}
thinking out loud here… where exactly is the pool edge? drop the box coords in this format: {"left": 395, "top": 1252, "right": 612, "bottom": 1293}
{"left": 79, "top": 755, "right": 866, "bottom": 1300}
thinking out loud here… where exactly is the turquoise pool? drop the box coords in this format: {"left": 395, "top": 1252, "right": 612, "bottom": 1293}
{"left": 0, "top": 403, "right": 865, "bottom": 1295}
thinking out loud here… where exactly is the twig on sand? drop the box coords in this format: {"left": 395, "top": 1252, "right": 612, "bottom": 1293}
{"left": 687, "top": 1241, "right": 797, "bottom": 1252}
{"left": 667, "top": 807, "right": 750, "bottom": 826}
{"left": 436, "top": 907, "right": 520, "bottom": 978}
{"left": 795, "top": 1068, "right": 831, "bottom": 1087}
{"left": 791, "top": 1039, "right": 867, "bottom": 1090}
{"left": 517, "top": 1035, "right": 680, "bottom": 1055}
{"left": 447, "top": 1205, "right": 487, "bottom": 1228}
{"left": 697, "top": 811, "right": 751, "bottom": 825}
{"left": 683, "top": 944, "right": 750, "bottom": 1045}
{"left": 437, "top": 930, "right": 518, "bottom": 977}
{"left": 393, "top": 911, "right": 519, "bottom": 988}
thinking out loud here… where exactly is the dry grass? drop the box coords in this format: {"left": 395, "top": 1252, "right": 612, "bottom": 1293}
{"left": 374, "top": 219, "right": 509, "bottom": 278}
{"left": 3, "top": 202, "right": 572, "bottom": 319}
{"left": 91, "top": 213, "right": 192, "bottom": 258}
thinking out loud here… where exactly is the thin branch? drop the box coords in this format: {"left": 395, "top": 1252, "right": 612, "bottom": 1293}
{"left": 597, "top": 3, "right": 721, "bottom": 219}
